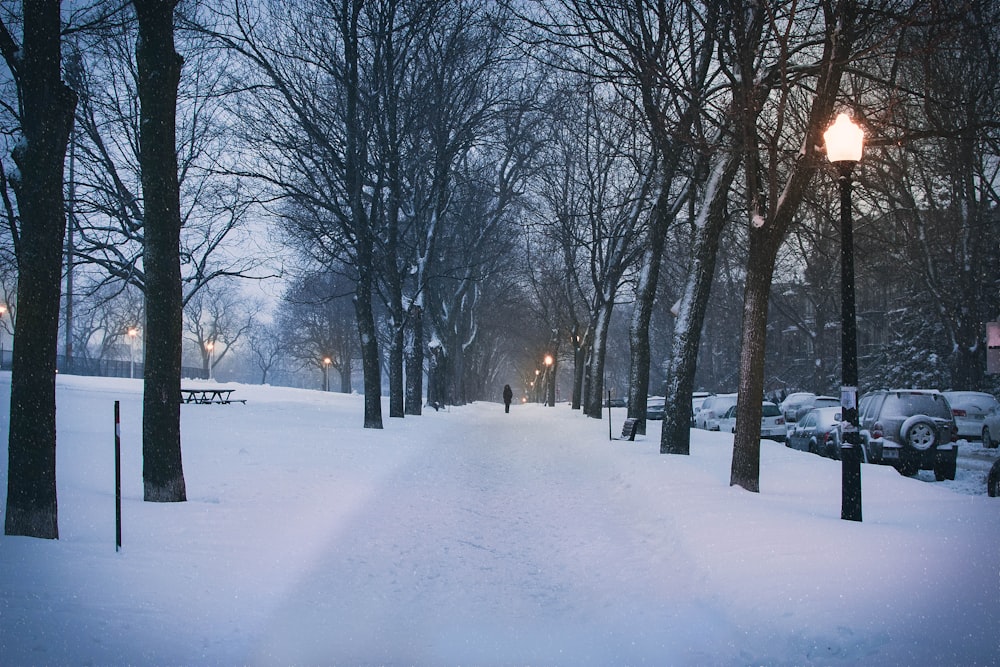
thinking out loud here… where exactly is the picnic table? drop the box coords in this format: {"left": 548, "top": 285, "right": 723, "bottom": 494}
{"left": 180, "top": 387, "right": 245, "bottom": 405}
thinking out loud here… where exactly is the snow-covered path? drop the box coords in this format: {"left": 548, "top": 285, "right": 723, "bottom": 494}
{"left": 1, "top": 375, "right": 998, "bottom": 665}
{"left": 248, "top": 405, "right": 710, "bottom": 665}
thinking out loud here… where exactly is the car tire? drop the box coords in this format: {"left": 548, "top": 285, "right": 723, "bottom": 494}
{"left": 898, "top": 458, "right": 919, "bottom": 477}
{"left": 984, "top": 426, "right": 996, "bottom": 449}
{"left": 901, "top": 415, "right": 937, "bottom": 451}
{"left": 934, "top": 456, "right": 956, "bottom": 482}
{"left": 988, "top": 459, "right": 1000, "bottom": 497}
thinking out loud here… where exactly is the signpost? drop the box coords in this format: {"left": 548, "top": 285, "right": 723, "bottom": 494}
{"left": 988, "top": 322, "right": 1000, "bottom": 375}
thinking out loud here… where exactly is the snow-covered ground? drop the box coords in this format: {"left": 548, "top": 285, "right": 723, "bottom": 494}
{"left": 1, "top": 373, "right": 998, "bottom": 665}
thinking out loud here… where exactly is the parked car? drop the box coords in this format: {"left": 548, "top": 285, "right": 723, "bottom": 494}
{"left": 604, "top": 396, "right": 627, "bottom": 408}
{"left": 858, "top": 389, "right": 958, "bottom": 480}
{"left": 942, "top": 391, "right": 1000, "bottom": 442}
{"left": 716, "top": 401, "right": 787, "bottom": 442}
{"left": 787, "top": 406, "right": 842, "bottom": 458}
{"left": 646, "top": 396, "right": 665, "bottom": 420}
{"left": 691, "top": 392, "right": 713, "bottom": 425}
{"left": 983, "top": 402, "right": 1000, "bottom": 449}
{"left": 988, "top": 459, "right": 1000, "bottom": 497}
{"left": 695, "top": 393, "right": 738, "bottom": 430}
{"left": 790, "top": 395, "right": 840, "bottom": 423}
{"left": 778, "top": 392, "right": 816, "bottom": 423}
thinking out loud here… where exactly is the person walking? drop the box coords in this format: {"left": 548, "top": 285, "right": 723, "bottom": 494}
{"left": 503, "top": 384, "right": 513, "bottom": 413}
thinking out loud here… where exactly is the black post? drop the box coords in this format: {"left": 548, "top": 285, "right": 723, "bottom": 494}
{"left": 115, "top": 400, "right": 122, "bottom": 550}
{"left": 607, "top": 390, "right": 612, "bottom": 441}
{"left": 837, "top": 162, "right": 862, "bottom": 522}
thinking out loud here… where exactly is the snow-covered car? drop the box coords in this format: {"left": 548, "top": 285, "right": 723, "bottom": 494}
{"left": 695, "top": 393, "right": 738, "bottom": 430}
{"left": 691, "top": 392, "right": 713, "bottom": 425}
{"left": 983, "top": 403, "right": 1000, "bottom": 449}
{"left": 787, "top": 406, "right": 842, "bottom": 458}
{"left": 646, "top": 396, "right": 665, "bottom": 420}
{"left": 942, "top": 391, "right": 1000, "bottom": 442}
{"left": 789, "top": 395, "right": 840, "bottom": 423}
{"left": 858, "top": 389, "right": 958, "bottom": 480}
{"left": 716, "top": 401, "right": 786, "bottom": 442}
{"left": 779, "top": 392, "right": 816, "bottom": 422}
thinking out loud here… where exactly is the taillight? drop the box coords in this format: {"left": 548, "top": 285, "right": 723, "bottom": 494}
{"left": 952, "top": 409, "right": 967, "bottom": 417}
{"left": 776, "top": 417, "right": 785, "bottom": 425}
{"left": 872, "top": 422, "right": 884, "bottom": 439}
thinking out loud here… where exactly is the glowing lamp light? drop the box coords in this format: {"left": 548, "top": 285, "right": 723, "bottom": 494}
{"left": 824, "top": 113, "right": 864, "bottom": 164}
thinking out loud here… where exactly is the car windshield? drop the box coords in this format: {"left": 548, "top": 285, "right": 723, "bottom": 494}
{"left": 881, "top": 393, "right": 951, "bottom": 420}
{"left": 946, "top": 392, "right": 999, "bottom": 411}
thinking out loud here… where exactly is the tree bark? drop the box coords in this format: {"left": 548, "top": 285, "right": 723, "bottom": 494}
{"left": 661, "top": 148, "right": 741, "bottom": 455}
{"left": 3, "top": 0, "right": 77, "bottom": 539}
{"left": 404, "top": 305, "right": 423, "bottom": 415}
{"left": 134, "top": 0, "right": 186, "bottom": 502}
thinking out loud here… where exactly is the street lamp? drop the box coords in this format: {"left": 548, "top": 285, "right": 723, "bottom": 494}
{"left": 543, "top": 354, "right": 554, "bottom": 407}
{"left": 205, "top": 340, "right": 215, "bottom": 381}
{"left": 323, "top": 356, "right": 332, "bottom": 392}
{"left": 127, "top": 327, "right": 139, "bottom": 379}
{"left": 0, "top": 304, "right": 7, "bottom": 370}
{"left": 824, "top": 112, "right": 865, "bottom": 522}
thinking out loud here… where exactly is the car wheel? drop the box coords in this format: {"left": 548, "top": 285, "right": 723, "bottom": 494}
{"left": 934, "top": 456, "right": 956, "bottom": 481}
{"left": 988, "top": 459, "right": 1000, "bottom": 497}
{"left": 898, "top": 459, "right": 919, "bottom": 477}
{"left": 901, "top": 415, "right": 937, "bottom": 451}
{"left": 984, "top": 426, "right": 996, "bottom": 449}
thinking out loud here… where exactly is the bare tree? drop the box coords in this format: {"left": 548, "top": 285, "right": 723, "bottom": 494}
{"left": 1, "top": 0, "right": 78, "bottom": 538}
{"left": 183, "top": 280, "right": 257, "bottom": 376}
{"left": 133, "top": 0, "right": 186, "bottom": 502}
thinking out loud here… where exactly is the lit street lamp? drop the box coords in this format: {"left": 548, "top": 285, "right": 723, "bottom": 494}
{"left": 323, "top": 356, "right": 332, "bottom": 392}
{"left": 206, "top": 341, "right": 215, "bottom": 381}
{"left": 127, "top": 327, "right": 139, "bottom": 379}
{"left": 824, "top": 112, "right": 865, "bottom": 522}
{"left": 0, "top": 304, "right": 7, "bottom": 370}
{"left": 543, "top": 354, "right": 554, "bottom": 407}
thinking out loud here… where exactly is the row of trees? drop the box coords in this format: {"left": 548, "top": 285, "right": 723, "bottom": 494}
{"left": 2, "top": 0, "right": 998, "bottom": 539}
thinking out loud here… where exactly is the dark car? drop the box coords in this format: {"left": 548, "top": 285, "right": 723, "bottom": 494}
{"left": 787, "top": 406, "right": 842, "bottom": 458}
{"left": 858, "top": 389, "right": 958, "bottom": 481}
{"left": 646, "top": 396, "right": 665, "bottom": 420}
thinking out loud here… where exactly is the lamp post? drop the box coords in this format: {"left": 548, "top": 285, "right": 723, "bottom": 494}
{"left": 0, "top": 304, "right": 7, "bottom": 370}
{"left": 543, "top": 354, "right": 554, "bottom": 406}
{"left": 323, "top": 356, "right": 332, "bottom": 392}
{"left": 127, "top": 327, "right": 139, "bottom": 379}
{"left": 534, "top": 369, "right": 541, "bottom": 403}
{"left": 205, "top": 340, "right": 215, "bottom": 381}
{"left": 824, "top": 112, "right": 864, "bottom": 523}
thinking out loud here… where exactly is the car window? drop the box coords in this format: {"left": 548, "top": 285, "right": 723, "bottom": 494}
{"left": 881, "top": 393, "right": 951, "bottom": 420}
{"left": 801, "top": 413, "right": 815, "bottom": 428}
{"left": 761, "top": 404, "right": 780, "bottom": 417}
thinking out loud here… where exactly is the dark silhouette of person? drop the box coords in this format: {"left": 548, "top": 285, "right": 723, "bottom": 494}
{"left": 503, "top": 384, "right": 513, "bottom": 413}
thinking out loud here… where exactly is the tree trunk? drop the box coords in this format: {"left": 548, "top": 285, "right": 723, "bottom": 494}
{"left": 661, "top": 147, "right": 741, "bottom": 455}
{"left": 4, "top": 0, "right": 77, "bottom": 538}
{"left": 134, "top": 0, "right": 186, "bottom": 503}
{"left": 729, "top": 230, "right": 778, "bottom": 492}
{"left": 354, "top": 266, "right": 383, "bottom": 429}
{"left": 583, "top": 301, "right": 613, "bottom": 418}
{"left": 404, "top": 304, "right": 423, "bottom": 415}
{"left": 388, "top": 312, "right": 404, "bottom": 418}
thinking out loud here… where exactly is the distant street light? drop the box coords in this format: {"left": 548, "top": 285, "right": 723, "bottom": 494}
{"left": 206, "top": 340, "right": 215, "bottom": 381}
{"left": 0, "top": 304, "right": 7, "bottom": 370}
{"left": 323, "top": 356, "right": 332, "bottom": 392}
{"left": 824, "top": 112, "right": 865, "bottom": 523}
{"left": 543, "top": 354, "right": 554, "bottom": 407}
{"left": 127, "top": 327, "right": 139, "bottom": 379}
